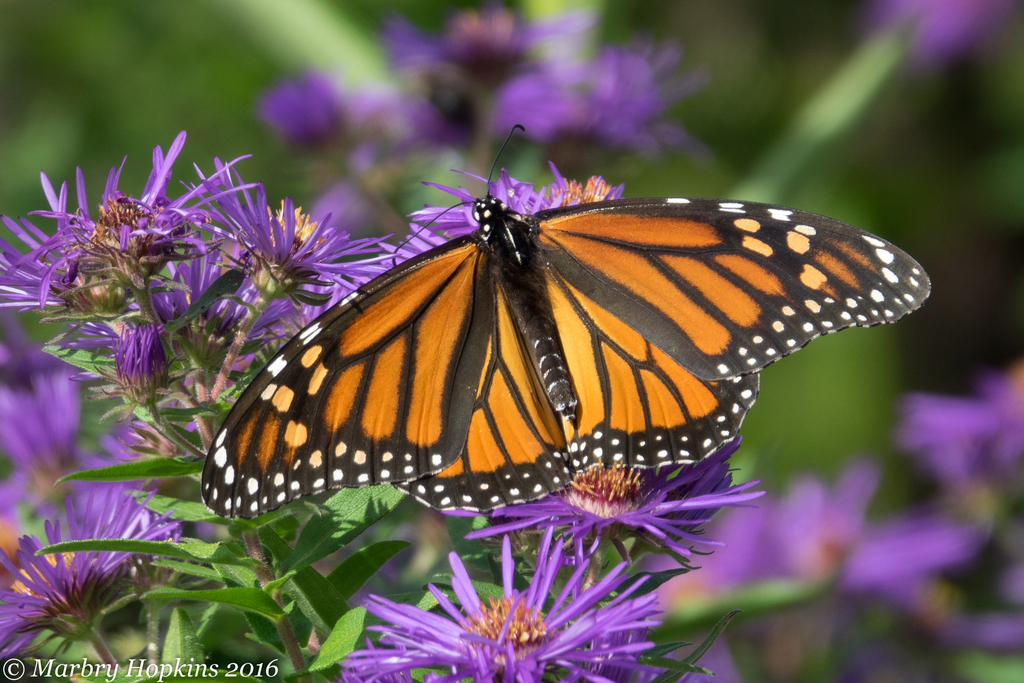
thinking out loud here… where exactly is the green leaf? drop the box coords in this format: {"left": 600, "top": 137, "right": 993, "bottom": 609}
{"left": 159, "top": 406, "right": 217, "bottom": 422}
{"left": 258, "top": 526, "right": 351, "bottom": 636}
{"left": 38, "top": 538, "right": 256, "bottom": 567}
{"left": 327, "top": 540, "right": 410, "bottom": 599}
{"left": 310, "top": 607, "right": 370, "bottom": 671}
{"left": 446, "top": 514, "right": 495, "bottom": 575}
{"left": 162, "top": 608, "right": 205, "bottom": 663}
{"left": 618, "top": 568, "right": 691, "bottom": 598}
{"left": 144, "top": 494, "right": 227, "bottom": 524}
{"left": 146, "top": 586, "right": 284, "bottom": 619}
{"left": 57, "top": 458, "right": 202, "bottom": 484}
{"left": 152, "top": 560, "right": 223, "bottom": 581}
{"left": 42, "top": 344, "right": 115, "bottom": 374}
{"left": 680, "top": 610, "right": 741, "bottom": 668}
{"left": 641, "top": 656, "right": 711, "bottom": 678}
{"left": 165, "top": 269, "right": 244, "bottom": 331}
{"left": 284, "top": 486, "right": 405, "bottom": 572}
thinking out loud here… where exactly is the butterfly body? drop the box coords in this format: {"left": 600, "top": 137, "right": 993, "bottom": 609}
{"left": 202, "top": 193, "right": 930, "bottom": 517}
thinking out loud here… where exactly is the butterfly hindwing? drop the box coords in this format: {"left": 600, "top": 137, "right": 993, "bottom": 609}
{"left": 537, "top": 197, "right": 930, "bottom": 381}
{"left": 399, "top": 284, "right": 570, "bottom": 510}
{"left": 546, "top": 269, "right": 760, "bottom": 468}
{"left": 202, "top": 238, "right": 494, "bottom": 517}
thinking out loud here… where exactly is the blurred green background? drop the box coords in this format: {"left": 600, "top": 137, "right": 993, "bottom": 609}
{"left": 1, "top": 0, "right": 1022, "bottom": 506}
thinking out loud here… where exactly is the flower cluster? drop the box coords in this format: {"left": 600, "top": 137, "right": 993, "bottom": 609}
{"left": 0, "top": 488, "right": 180, "bottom": 655}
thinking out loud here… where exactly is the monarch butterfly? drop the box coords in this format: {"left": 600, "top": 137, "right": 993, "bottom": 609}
{"left": 201, "top": 178, "right": 929, "bottom": 518}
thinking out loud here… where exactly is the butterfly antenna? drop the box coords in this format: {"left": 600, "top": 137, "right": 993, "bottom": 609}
{"left": 486, "top": 124, "right": 525, "bottom": 197}
{"left": 387, "top": 201, "right": 473, "bottom": 268}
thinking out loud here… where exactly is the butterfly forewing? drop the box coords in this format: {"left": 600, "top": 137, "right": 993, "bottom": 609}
{"left": 202, "top": 238, "right": 493, "bottom": 517}
{"left": 537, "top": 197, "right": 930, "bottom": 381}
{"left": 398, "top": 284, "right": 570, "bottom": 510}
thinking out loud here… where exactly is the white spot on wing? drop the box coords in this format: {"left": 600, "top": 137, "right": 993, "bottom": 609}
{"left": 268, "top": 356, "right": 287, "bottom": 377}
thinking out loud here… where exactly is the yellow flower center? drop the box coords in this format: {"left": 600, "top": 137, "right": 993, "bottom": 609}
{"left": 268, "top": 201, "right": 319, "bottom": 252}
{"left": 552, "top": 177, "right": 619, "bottom": 207}
{"left": 466, "top": 596, "right": 547, "bottom": 659}
{"left": 561, "top": 465, "right": 644, "bottom": 518}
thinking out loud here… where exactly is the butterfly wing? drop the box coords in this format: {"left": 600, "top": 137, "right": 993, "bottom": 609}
{"left": 545, "top": 269, "right": 759, "bottom": 467}
{"left": 536, "top": 197, "right": 930, "bottom": 382}
{"left": 398, "top": 284, "right": 569, "bottom": 510}
{"left": 202, "top": 237, "right": 495, "bottom": 518}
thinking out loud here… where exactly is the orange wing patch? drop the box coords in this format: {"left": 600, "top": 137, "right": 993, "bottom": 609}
{"left": 542, "top": 231, "right": 731, "bottom": 355}
{"left": 542, "top": 214, "right": 722, "bottom": 248}
{"left": 662, "top": 255, "right": 761, "bottom": 327}
{"left": 340, "top": 245, "right": 472, "bottom": 357}
{"left": 361, "top": 334, "right": 408, "bottom": 440}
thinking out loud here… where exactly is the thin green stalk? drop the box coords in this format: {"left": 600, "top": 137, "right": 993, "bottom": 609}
{"left": 90, "top": 626, "right": 118, "bottom": 667}
{"left": 210, "top": 294, "right": 270, "bottom": 403}
{"left": 148, "top": 400, "right": 206, "bottom": 459}
{"left": 146, "top": 601, "right": 159, "bottom": 667}
{"left": 242, "top": 531, "right": 309, "bottom": 682}
{"left": 731, "top": 30, "right": 911, "bottom": 204}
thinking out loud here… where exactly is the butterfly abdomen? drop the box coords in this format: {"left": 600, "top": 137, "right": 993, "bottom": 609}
{"left": 486, "top": 212, "right": 578, "bottom": 424}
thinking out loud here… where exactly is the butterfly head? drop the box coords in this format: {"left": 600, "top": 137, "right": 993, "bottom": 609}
{"left": 472, "top": 196, "right": 509, "bottom": 240}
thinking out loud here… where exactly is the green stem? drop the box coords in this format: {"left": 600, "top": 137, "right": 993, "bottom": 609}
{"left": 148, "top": 400, "right": 206, "bottom": 459}
{"left": 209, "top": 294, "right": 269, "bottom": 403}
{"left": 146, "top": 601, "right": 159, "bottom": 667}
{"left": 90, "top": 626, "right": 118, "bottom": 667}
{"left": 243, "top": 531, "right": 309, "bottom": 682}
{"left": 731, "top": 30, "right": 911, "bottom": 204}
{"left": 130, "top": 280, "right": 162, "bottom": 326}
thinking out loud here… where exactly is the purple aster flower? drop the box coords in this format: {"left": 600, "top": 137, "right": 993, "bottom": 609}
{"left": 495, "top": 42, "right": 707, "bottom": 157}
{"left": 258, "top": 71, "right": 343, "bottom": 147}
{"left": 472, "top": 439, "right": 762, "bottom": 561}
{"left": 0, "top": 487, "right": 180, "bottom": 656}
{"left": 409, "top": 163, "right": 624, "bottom": 241}
{"left": 203, "top": 169, "right": 390, "bottom": 297}
{"left": 840, "top": 513, "right": 985, "bottom": 608}
{"left": 895, "top": 370, "right": 1024, "bottom": 493}
{"left": 0, "top": 132, "right": 218, "bottom": 316}
{"left": 863, "top": 0, "right": 1017, "bottom": 66}
{"left": 114, "top": 324, "right": 168, "bottom": 402}
{"left": 343, "top": 529, "right": 665, "bottom": 682}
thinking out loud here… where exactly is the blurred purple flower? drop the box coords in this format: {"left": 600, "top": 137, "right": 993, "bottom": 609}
{"left": 0, "top": 488, "right": 180, "bottom": 655}
{"left": 840, "top": 513, "right": 985, "bottom": 607}
{"left": 0, "top": 313, "right": 64, "bottom": 388}
{"left": 384, "top": 7, "right": 593, "bottom": 147}
{"left": 385, "top": 5, "right": 541, "bottom": 85}
{"left": 258, "top": 71, "right": 343, "bottom": 147}
{"left": 896, "top": 370, "right": 1024, "bottom": 491}
{"left": 0, "top": 132, "right": 217, "bottom": 314}
{"left": 863, "top": 0, "right": 1016, "bottom": 65}
{"left": 496, "top": 42, "right": 707, "bottom": 155}
{"left": 343, "top": 529, "right": 664, "bottom": 682}
{"left": 1001, "top": 562, "right": 1024, "bottom": 605}
{"left": 0, "top": 368, "right": 98, "bottom": 516}
{"left": 473, "top": 439, "right": 762, "bottom": 560}
{"left": 661, "top": 460, "right": 985, "bottom": 614}
{"left": 940, "top": 611, "right": 1024, "bottom": 652}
